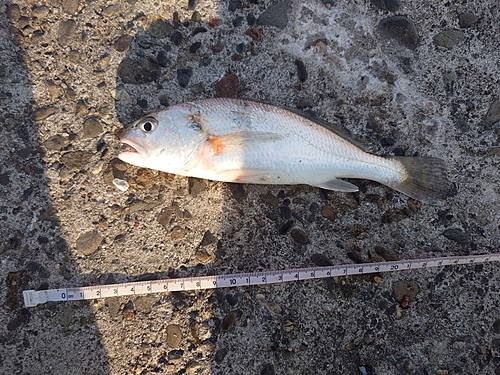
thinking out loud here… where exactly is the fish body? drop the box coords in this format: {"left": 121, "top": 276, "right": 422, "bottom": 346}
{"left": 118, "top": 98, "right": 447, "bottom": 204}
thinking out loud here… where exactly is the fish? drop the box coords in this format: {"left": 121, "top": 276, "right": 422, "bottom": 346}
{"left": 117, "top": 98, "right": 448, "bottom": 204}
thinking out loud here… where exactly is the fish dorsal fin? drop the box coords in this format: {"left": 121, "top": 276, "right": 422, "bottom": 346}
{"left": 284, "top": 107, "right": 369, "bottom": 152}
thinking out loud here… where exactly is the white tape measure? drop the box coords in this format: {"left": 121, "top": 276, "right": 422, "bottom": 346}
{"left": 23, "top": 253, "right": 500, "bottom": 308}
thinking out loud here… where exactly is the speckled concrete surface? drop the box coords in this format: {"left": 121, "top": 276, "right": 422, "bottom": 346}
{"left": 1, "top": 0, "right": 500, "bottom": 374}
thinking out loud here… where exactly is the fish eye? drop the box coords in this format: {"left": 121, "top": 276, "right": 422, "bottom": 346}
{"left": 139, "top": 117, "right": 158, "bottom": 133}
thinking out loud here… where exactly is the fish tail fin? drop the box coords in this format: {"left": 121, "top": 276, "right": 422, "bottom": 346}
{"left": 384, "top": 157, "right": 449, "bottom": 205}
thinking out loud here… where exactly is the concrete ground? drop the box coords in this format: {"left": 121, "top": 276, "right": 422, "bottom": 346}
{"left": 1, "top": 0, "right": 500, "bottom": 374}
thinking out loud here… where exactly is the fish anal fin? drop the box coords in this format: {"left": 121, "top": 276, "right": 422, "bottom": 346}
{"left": 313, "top": 179, "right": 359, "bottom": 192}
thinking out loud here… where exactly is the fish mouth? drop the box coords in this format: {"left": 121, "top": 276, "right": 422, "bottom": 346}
{"left": 119, "top": 138, "right": 149, "bottom": 159}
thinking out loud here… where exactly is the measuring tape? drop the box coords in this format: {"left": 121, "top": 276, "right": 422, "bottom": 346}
{"left": 23, "top": 253, "right": 500, "bottom": 307}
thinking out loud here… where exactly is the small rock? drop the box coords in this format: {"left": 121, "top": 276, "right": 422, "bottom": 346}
{"left": 122, "top": 300, "right": 135, "bottom": 320}
{"left": 215, "top": 74, "right": 239, "bottom": 98}
{"left": 188, "top": 177, "right": 206, "bottom": 196}
{"left": 106, "top": 296, "right": 120, "bottom": 317}
{"left": 260, "top": 192, "right": 279, "bottom": 207}
{"left": 195, "top": 249, "right": 212, "bottom": 263}
{"left": 233, "top": 16, "right": 244, "bottom": 27}
{"left": 395, "top": 358, "right": 415, "bottom": 375}
{"left": 83, "top": 117, "right": 103, "bottom": 138}
{"left": 442, "top": 228, "right": 468, "bottom": 244}
{"left": 227, "top": 183, "right": 246, "bottom": 201}
{"left": 214, "top": 347, "right": 228, "bottom": 363}
{"left": 147, "top": 19, "right": 172, "bottom": 38}
{"left": 458, "top": 12, "right": 478, "bottom": 28}
{"left": 44, "top": 135, "right": 66, "bottom": 151}
{"left": 188, "top": 0, "right": 199, "bottom": 10}
{"left": 134, "top": 296, "right": 153, "bottom": 314}
{"left": 407, "top": 199, "right": 421, "bottom": 212}
{"left": 61, "top": 0, "right": 80, "bottom": 15}
{"left": 157, "top": 51, "right": 169, "bottom": 67}
{"left": 291, "top": 228, "right": 309, "bottom": 244}
{"left": 370, "top": 0, "right": 400, "bottom": 11}
{"left": 189, "top": 41, "right": 201, "bottom": 53}
{"left": 167, "top": 324, "right": 182, "bottom": 348}
{"left": 363, "top": 330, "right": 376, "bottom": 344}
{"left": 282, "top": 320, "right": 294, "bottom": 333}
{"left": 295, "top": 59, "right": 308, "bottom": 82}
{"left": 211, "top": 41, "right": 223, "bottom": 53}
{"left": 378, "top": 16, "right": 419, "bottom": 50}
{"left": 32, "top": 5, "right": 50, "bottom": 19}
{"left": 278, "top": 220, "right": 293, "bottom": 234}
{"left": 113, "top": 34, "right": 133, "bottom": 53}
{"left": 200, "top": 230, "right": 217, "bottom": 246}
{"left": 171, "top": 226, "right": 187, "bottom": 241}
{"left": 257, "top": 0, "right": 291, "bottom": 29}
{"left": 221, "top": 311, "right": 237, "bottom": 332}
{"left": 483, "top": 99, "right": 500, "bottom": 128}
{"left": 4, "top": 271, "right": 22, "bottom": 310}
{"left": 32, "top": 107, "right": 57, "bottom": 121}
{"left": 60, "top": 151, "right": 92, "bottom": 169}
{"left": 311, "top": 253, "right": 333, "bottom": 266}
{"left": 321, "top": 204, "right": 335, "bottom": 220}
{"left": 433, "top": 30, "right": 464, "bottom": 49}
{"left": 171, "top": 31, "right": 183, "bottom": 45}
{"left": 118, "top": 58, "right": 162, "bottom": 84}
{"left": 75, "top": 100, "right": 88, "bottom": 117}
{"left": 157, "top": 207, "right": 173, "bottom": 226}
{"left": 191, "top": 11, "right": 202, "bottom": 22}
{"left": 177, "top": 68, "right": 193, "bottom": 88}
{"left": 58, "top": 19, "right": 77, "bottom": 46}
{"left": 58, "top": 307, "right": 73, "bottom": 327}
{"left": 245, "top": 27, "right": 262, "bottom": 42}
{"left": 228, "top": 0, "right": 242, "bottom": 12}
{"left": 226, "top": 294, "right": 238, "bottom": 306}
{"left": 492, "top": 318, "right": 500, "bottom": 333}
{"left": 476, "top": 345, "right": 487, "bottom": 355}
{"left": 112, "top": 178, "right": 129, "bottom": 192}
{"left": 7, "top": 4, "right": 21, "bottom": 22}
{"left": 393, "top": 280, "right": 419, "bottom": 303}
{"left": 76, "top": 230, "right": 102, "bottom": 256}
{"left": 101, "top": 4, "right": 122, "bottom": 18}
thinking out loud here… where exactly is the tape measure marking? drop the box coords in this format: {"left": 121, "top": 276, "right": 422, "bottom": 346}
{"left": 23, "top": 254, "right": 500, "bottom": 307}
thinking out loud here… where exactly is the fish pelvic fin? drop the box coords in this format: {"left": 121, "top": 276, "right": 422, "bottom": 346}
{"left": 385, "top": 157, "right": 449, "bottom": 205}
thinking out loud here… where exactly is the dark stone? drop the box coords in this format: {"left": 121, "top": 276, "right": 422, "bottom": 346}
{"left": 228, "top": 0, "right": 243, "bottom": 12}
{"left": 483, "top": 100, "right": 500, "bottom": 129}
{"left": 171, "top": 31, "right": 183, "bottom": 45}
{"left": 226, "top": 294, "right": 238, "bottom": 306}
{"left": 370, "top": 0, "right": 400, "bottom": 11}
{"left": 188, "top": 0, "right": 198, "bottom": 10}
{"left": 278, "top": 220, "right": 293, "bottom": 234}
{"left": 177, "top": 68, "right": 193, "bottom": 88}
{"left": 167, "top": 350, "right": 184, "bottom": 360}
{"left": 58, "top": 19, "right": 77, "bottom": 46}
{"left": 189, "top": 41, "right": 201, "bottom": 53}
{"left": 83, "top": 117, "right": 103, "bottom": 138}
{"left": 280, "top": 206, "right": 292, "bottom": 219}
{"left": 257, "top": 0, "right": 291, "bottom": 29}
{"left": 458, "top": 12, "right": 478, "bottom": 28}
{"left": 60, "top": 151, "right": 92, "bottom": 169}
{"left": 147, "top": 19, "right": 172, "bottom": 38}
{"left": 221, "top": 311, "right": 237, "bottom": 332}
{"left": 493, "top": 319, "right": 500, "bottom": 334}
{"left": 117, "top": 58, "right": 161, "bottom": 84}
{"left": 7, "top": 309, "right": 31, "bottom": 331}
{"left": 235, "top": 43, "right": 245, "bottom": 53}
{"left": 442, "top": 228, "right": 468, "bottom": 244}
{"left": 137, "top": 99, "right": 148, "bottom": 109}
{"left": 227, "top": 182, "right": 246, "bottom": 201}
{"left": 295, "top": 59, "right": 308, "bottom": 82}
{"left": 379, "top": 16, "right": 419, "bottom": 50}
{"left": 192, "top": 26, "right": 207, "bottom": 35}
{"left": 247, "top": 13, "right": 256, "bottom": 26}
{"left": 215, "top": 74, "right": 239, "bottom": 98}
{"left": 113, "top": 34, "right": 133, "bottom": 53}
{"left": 188, "top": 177, "right": 205, "bottom": 195}
{"left": 291, "top": 229, "right": 309, "bottom": 244}
{"left": 214, "top": 347, "right": 228, "bottom": 363}
{"left": 157, "top": 51, "right": 169, "bottom": 67}
{"left": 37, "top": 236, "right": 49, "bottom": 244}
{"left": 433, "top": 29, "right": 464, "bottom": 49}
{"left": 311, "top": 253, "right": 333, "bottom": 266}
{"left": 200, "top": 230, "right": 217, "bottom": 246}
{"left": 380, "top": 137, "right": 395, "bottom": 146}
{"left": 233, "top": 16, "right": 244, "bottom": 27}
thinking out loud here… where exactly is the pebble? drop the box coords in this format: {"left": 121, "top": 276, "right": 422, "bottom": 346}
{"left": 395, "top": 358, "right": 415, "bottom": 375}
{"left": 393, "top": 280, "right": 419, "bottom": 302}
{"left": 378, "top": 16, "right": 419, "bottom": 50}
{"left": 458, "top": 12, "right": 479, "bottom": 28}
{"left": 442, "top": 228, "right": 468, "bottom": 244}
{"left": 76, "top": 230, "right": 102, "bottom": 256}
{"left": 101, "top": 4, "right": 122, "bottom": 18}
{"left": 200, "top": 230, "right": 217, "bottom": 246}
{"left": 112, "top": 178, "right": 129, "bottom": 192}
{"left": 82, "top": 117, "right": 103, "bottom": 138}
{"left": 177, "top": 68, "right": 193, "bottom": 88}
{"left": 171, "top": 226, "right": 187, "bottom": 241}
{"left": 32, "top": 107, "right": 57, "bottom": 121}
{"left": 171, "top": 31, "right": 183, "bottom": 45}
{"left": 189, "top": 41, "right": 201, "bottom": 53}
{"left": 43, "top": 135, "right": 66, "bottom": 151}
{"left": 228, "top": 0, "right": 242, "bottom": 12}
{"left": 433, "top": 30, "right": 464, "bottom": 49}
{"left": 321, "top": 204, "right": 335, "bottom": 220}
{"left": 295, "top": 59, "right": 308, "bottom": 82}
{"left": 106, "top": 297, "right": 120, "bottom": 317}
{"left": 58, "top": 19, "right": 77, "bottom": 46}
{"left": 7, "top": 4, "right": 21, "bottom": 22}
{"left": 227, "top": 182, "right": 246, "bottom": 201}
{"left": 191, "top": 11, "right": 202, "bottom": 22}
{"left": 215, "top": 74, "right": 239, "bottom": 98}
{"left": 245, "top": 27, "right": 262, "bottom": 42}
{"left": 134, "top": 296, "right": 153, "bottom": 314}
{"left": 221, "top": 311, "right": 237, "bottom": 332}
{"left": 282, "top": 320, "right": 294, "bottom": 333}
{"left": 32, "top": 5, "right": 50, "bottom": 19}
{"left": 226, "top": 294, "right": 238, "bottom": 306}
{"left": 58, "top": 307, "right": 73, "bottom": 327}
{"left": 61, "top": 0, "right": 80, "bottom": 14}
{"left": 118, "top": 58, "right": 161, "bottom": 84}
{"left": 167, "top": 324, "right": 182, "bottom": 348}
{"left": 291, "top": 228, "right": 308, "bottom": 244}
{"left": 188, "top": 177, "right": 206, "bottom": 196}
{"left": 492, "top": 318, "right": 500, "bottom": 333}
{"left": 370, "top": 0, "right": 400, "bottom": 11}
{"left": 483, "top": 99, "right": 500, "bottom": 128}
{"left": 233, "top": 16, "right": 244, "bottom": 27}
{"left": 212, "top": 42, "right": 224, "bottom": 53}
{"left": 311, "top": 253, "right": 333, "bottom": 267}
{"left": 363, "top": 330, "right": 376, "bottom": 344}
{"left": 113, "top": 34, "right": 133, "bottom": 53}
{"left": 122, "top": 301, "right": 135, "bottom": 320}
{"left": 147, "top": 19, "right": 173, "bottom": 38}
{"left": 257, "top": 0, "right": 291, "bottom": 29}
{"left": 260, "top": 192, "right": 279, "bottom": 207}
{"left": 60, "top": 150, "right": 92, "bottom": 169}
{"left": 195, "top": 249, "right": 212, "bottom": 263}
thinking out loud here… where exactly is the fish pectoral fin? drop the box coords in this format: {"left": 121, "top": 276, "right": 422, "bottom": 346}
{"left": 312, "top": 179, "right": 359, "bottom": 192}
{"left": 208, "top": 131, "right": 283, "bottom": 155}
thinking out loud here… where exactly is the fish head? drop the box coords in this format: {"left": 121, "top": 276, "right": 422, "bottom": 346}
{"left": 118, "top": 106, "right": 207, "bottom": 173}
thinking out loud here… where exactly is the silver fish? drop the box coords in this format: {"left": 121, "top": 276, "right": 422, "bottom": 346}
{"left": 118, "top": 98, "right": 448, "bottom": 204}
